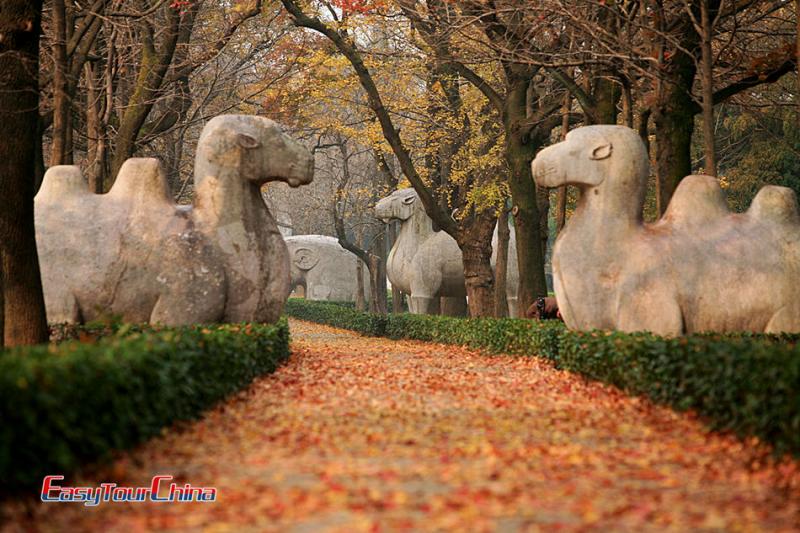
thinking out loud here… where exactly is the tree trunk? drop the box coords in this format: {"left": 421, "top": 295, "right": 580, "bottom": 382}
{"left": 536, "top": 184, "right": 550, "bottom": 260}
{"left": 651, "top": 17, "right": 698, "bottom": 215}
{"left": 355, "top": 258, "right": 366, "bottom": 311}
{"left": 637, "top": 109, "right": 651, "bottom": 154}
{"left": 111, "top": 8, "right": 184, "bottom": 178}
{"left": 0, "top": 0, "right": 50, "bottom": 346}
{"left": 593, "top": 74, "right": 620, "bottom": 125}
{"left": 368, "top": 254, "right": 385, "bottom": 315}
{"left": 652, "top": 84, "right": 695, "bottom": 214}
{"left": 556, "top": 92, "right": 571, "bottom": 233}
{"left": 388, "top": 222, "right": 404, "bottom": 313}
{"left": 34, "top": 116, "right": 45, "bottom": 192}
{"left": 0, "top": 274, "right": 4, "bottom": 345}
{"left": 699, "top": 0, "right": 717, "bottom": 176}
{"left": 457, "top": 213, "right": 496, "bottom": 318}
{"left": 493, "top": 207, "right": 509, "bottom": 318}
{"left": 555, "top": 188, "right": 567, "bottom": 234}
{"left": 368, "top": 230, "right": 387, "bottom": 315}
{"left": 376, "top": 253, "right": 388, "bottom": 314}
{"left": 50, "top": 0, "right": 72, "bottom": 166}
{"left": 85, "top": 62, "right": 106, "bottom": 193}
{"left": 507, "top": 143, "right": 548, "bottom": 307}
{"left": 86, "top": 20, "right": 114, "bottom": 193}
{"left": 504, "top": 72, "right": 548, "bottom": 311}
{"left": 622, "top": 78, "right": 634, "bottom": 128}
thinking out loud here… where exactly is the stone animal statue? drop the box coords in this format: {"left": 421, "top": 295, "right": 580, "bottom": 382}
{"left": 35, "top": 115, "right": 313, "bottom": 325}
{"left": 374, "top": 188, "right": 520, "bottom": 316}
{"left": 285, "top": 235, "right": 369, "bottom": 302}
{"left": 532, "top": 125, "right": 800, "bottom": 335}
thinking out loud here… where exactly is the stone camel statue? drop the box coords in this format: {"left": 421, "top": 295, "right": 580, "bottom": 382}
{"left": 285, "top": 235, "right": 370, "bottom": 302}
{"left": 532, "top": 125, "right": 800, "bottom": 335}
{"left": 35, "top": 115, "right": 314, "bottom": 325}
{"left": 374, "top": 188, "right": 520, "bottom": 316}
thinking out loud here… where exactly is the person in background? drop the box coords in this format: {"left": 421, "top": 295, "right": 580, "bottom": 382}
{"left": 525, "top": 297, "right": 562, "bottom": 321}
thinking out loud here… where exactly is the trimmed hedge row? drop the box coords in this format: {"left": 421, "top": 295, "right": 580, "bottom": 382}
{"left": 0, "top": 320, "right": 290, "bottom": 490}
{"left": 286, "top": 299, "right": 800, "bottom": 456}
{"left": 284, "top": 299, "right": 386, "bottom": 336}
{"left": 558, "top": 331, "right": 800, "bottom": 454}
{"left": 285, "top": 300, "right": 572, "bottom": 357}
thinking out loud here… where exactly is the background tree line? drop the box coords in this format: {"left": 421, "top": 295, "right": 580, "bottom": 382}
{"left": 0, "top": 0, "right": 796, "bottom": 344}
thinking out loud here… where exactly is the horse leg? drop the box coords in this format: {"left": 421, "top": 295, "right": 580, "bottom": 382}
{"left": 409, "top": 267, "right": 442, "bottom": 315}
{"left": 409, "top": 294, "right": 439, "bottom": 315}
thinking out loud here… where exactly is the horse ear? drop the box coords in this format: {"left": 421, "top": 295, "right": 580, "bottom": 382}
{"left": 589, "top": 142, "right": 613, "bottom": 160}
{"left": 237, "top": 133, "right": 261, "bottom": 149}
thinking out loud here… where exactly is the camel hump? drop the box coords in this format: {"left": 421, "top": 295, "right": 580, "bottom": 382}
{"left": 108, "top": 158, "right": 173, "bottom": 207}
{"left": 36, "top": 166, "right": 88, "bottom": 203}
{"left": 663, "top": 175, "right": 729, "bottom": 226}
{"left": 748, "top": 185, "right": 800, "bottom": 226}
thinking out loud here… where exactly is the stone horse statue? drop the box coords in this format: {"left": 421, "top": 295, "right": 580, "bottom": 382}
{"left": 374, "top": 188, "right": 519, "bottom": 316}
{"left": 36, "top": 115, "right": 313, "bottom": 325}
{"left": 532, "top": 125, "right": 800, "bottom": 335}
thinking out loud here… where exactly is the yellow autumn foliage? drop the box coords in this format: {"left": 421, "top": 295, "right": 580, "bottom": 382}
{"left": 260, "top": 1, "right": 509, "bottom": 215}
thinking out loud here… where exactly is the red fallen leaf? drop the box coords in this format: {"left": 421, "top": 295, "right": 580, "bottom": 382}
{"left": 377, "top": 470, "right": 398, "bottom": 481}
{"left": 628, "top": 503, "right": 656, "bottom": 522}
{"left": 348, "top": 502, "right": 368, "bottom": 512}
{"left": 267, "top": 501, "right": 288, "bottom": 518}
{"left": 7, "top": 319, "right": 800, "bottom": 531}
{"left": 632, "top": 469, "right": 666, "bottom": 481}
{"left": 326, "top": 480, "right": 346, "bottom": 492}
{"left": 445, "top": 499, "right": 465, "bottom": 510}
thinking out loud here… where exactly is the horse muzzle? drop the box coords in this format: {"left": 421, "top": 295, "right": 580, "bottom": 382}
{"left": 531, "top": 149, "right": 565, "bottom": 188}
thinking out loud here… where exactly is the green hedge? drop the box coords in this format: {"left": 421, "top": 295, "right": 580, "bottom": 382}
{"left": 284, "top": 299, "right": 387, "bottom": 336}
{"left": 286, "top": 299, "right": 800, "bottom": 456}
{"left": 385, "top": 314, "right": 565, "bottom": 359}
{"left": 285, "top": 300, "right": 564, "bottom": 357}
{"left": 0, "top": 320, "right": 290, "bottom": 490}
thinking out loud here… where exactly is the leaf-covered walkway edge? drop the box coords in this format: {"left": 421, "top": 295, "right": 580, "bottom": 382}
{"left": 2, "top": 319, "right": 799, "bottom": 531}
{"left": 285, "top": 299, "right": 800, "bottom": 457}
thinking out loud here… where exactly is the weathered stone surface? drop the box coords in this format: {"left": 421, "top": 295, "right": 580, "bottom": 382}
{"left": 532, "top": 125, "right": 800, "bottom": 335}
{"left": 35, "top": 115, "right": 313, "bottom": 325}
{"left": 285, "top": 235, "right": 368, "bottom": 302}
{"left": 374, "top": 188, "right": 519, "bottom": 316}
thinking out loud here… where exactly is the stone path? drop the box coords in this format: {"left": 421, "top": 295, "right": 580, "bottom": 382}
{"left": 2, "top": 319, "right": 799, "bottom": 531}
